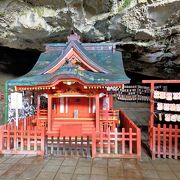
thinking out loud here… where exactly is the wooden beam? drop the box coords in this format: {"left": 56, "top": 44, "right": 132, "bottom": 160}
{"left": 150, "top": 82, "right": 154, "bottom": 127}
{"left": 142, "top": 80, "right": 180, "bottom": 84}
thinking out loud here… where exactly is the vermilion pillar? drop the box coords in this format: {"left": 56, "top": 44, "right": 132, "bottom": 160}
{"left": 48, "top": 94, "right": 52, "bottom": 133}
{"left": 109, "top": 95, "right": 113, "bottom": 110}
{"left": 95, "top": 95, "right": 100, "bottom": 132}
{"left": 150, "top": 82, "right": 154, "bottom": 127}
{"left": 37, "top": 95, "right": 40, "bottom": 120}
{"left": 105, "top": 93, "right": 109, "bottom": 131}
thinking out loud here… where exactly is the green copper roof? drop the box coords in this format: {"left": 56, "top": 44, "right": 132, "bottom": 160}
{"left": 8, "top": 38, "right": 130, "bottom": 87}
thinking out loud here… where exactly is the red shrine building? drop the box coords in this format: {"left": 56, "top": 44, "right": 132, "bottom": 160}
{"left": 1, "top": 33, "right": 141, "bottom": 159}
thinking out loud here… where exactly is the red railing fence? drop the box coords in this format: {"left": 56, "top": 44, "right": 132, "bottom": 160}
{"left": 149, "top": 124, "right": 180, "bottom": 160}
{"left": 92, "top": 110, "right": 141, "bottom": 160}
{"left": 0, "top": 122, "right": 45, "bottom": 156}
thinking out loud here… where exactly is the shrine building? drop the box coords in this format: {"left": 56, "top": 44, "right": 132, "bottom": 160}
{"left": 0, "top": 33, "right": 143, "bottom": 159}
{"left": 6, "top": 32, "right": 130, "bottom": 136}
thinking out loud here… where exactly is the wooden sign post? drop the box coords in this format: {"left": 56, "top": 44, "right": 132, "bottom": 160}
{"left": 10, "top": 92, "right": 23, "bottom": 127}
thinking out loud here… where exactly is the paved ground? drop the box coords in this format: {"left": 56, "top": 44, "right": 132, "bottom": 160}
{"left": 0, "top": 154, "right": 179, "bottom": 180}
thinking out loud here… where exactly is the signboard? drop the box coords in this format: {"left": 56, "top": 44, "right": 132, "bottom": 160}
{"left": 103, "top": 97, "right": 110, "bottom": 110}
{"left": 11, "top": 92, "right": 23, "bottom": 109}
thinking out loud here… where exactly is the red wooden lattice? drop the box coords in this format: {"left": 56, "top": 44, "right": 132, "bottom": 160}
{"left": 0, "top": 122, "right": 45, "bottom": 156}
{"left": 149, "top": 124, "right": 180, "bottom": 159}
{"left": 92, "top": 110, "right": 141, "bottom": 160}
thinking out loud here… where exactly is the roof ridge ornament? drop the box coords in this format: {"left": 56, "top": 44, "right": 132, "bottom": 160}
{"left": 67, "top": 30, "right": 80, "bottom": 42}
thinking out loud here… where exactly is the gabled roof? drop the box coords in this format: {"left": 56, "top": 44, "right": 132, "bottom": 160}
{"left": 8, "top": 33, "right": 130, "bottom": 87}
{"left": 42, "top": 40, "right": 109, "bottom": 74}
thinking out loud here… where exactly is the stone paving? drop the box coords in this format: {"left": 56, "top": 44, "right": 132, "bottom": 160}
{"left": 0, "top": 154, "right": 179, "bottom": 180}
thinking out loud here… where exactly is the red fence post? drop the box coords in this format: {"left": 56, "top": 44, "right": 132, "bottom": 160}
{"left": 157, "top": 124, "right": 161, "bottom": 158}
{"left": 152, "top": 127, "right": 156, "bottom": 160}
{"left": 13, "top": 125, "right": 17, "bottom": 151}
{"left": 129, "top": 128, "right": 132, "bottom": 155}
{"left": 169, "top": 125, "right": 172, "bottom": 158}
{"left": 163, "top": 124, "right": 167, "bottom": 158}
{"left": 137, "top": 128, "right": 141, "bottom": 160}
{"left": 107, "top": 127, "right": 110, "bottom": 154}
{"left": 92, "top": 130, "right": 96, "bottom": 158}
{"left": 174, "top": 125, "right": 178, "bottom": 159}
{"left": 41, "top": 127, "right": 45, "bottom": 156}
{"left": 34, "top": 126, "right": 37, "bottom": 151}
{"left": 122, "top": 128, "right": 125, "bottom": 154}
{"left": 7, "top": 124, "right": 10, "bottom": 151}
{"left": 100, "top": 131, "right": 103, "bottom": 154}
{"left": 20, "top": 126, "right": 24, "bottom": 151}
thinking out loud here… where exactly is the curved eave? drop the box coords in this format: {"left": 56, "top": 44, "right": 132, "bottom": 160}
{"left": 11, "top": 75, "right": 130, "bottom": 91}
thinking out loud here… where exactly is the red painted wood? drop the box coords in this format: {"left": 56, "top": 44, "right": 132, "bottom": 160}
{"left": 129, "top": 128, "right": 132, "bottom": 154}
{"left": 174, "top": 125, "right": 178, "bottom": 159}
{"left": 137, "top": 128, "right": 141, "bottom": 160}
{"left": 152, "top": 127, "right": 156, "bottom": 160}
{"left": 7, "top": 124, "right": 10, "bottom": 151}
{"left": 100, "top": 131, "right": 103, "bottom": 153}
{"left": 96, "top": 95, "right": 100, "bottom": 131}
{"left": 0, "top": 121, "right": 45, "bottom": 156}
{"left": 122, "top": 128, "right": 125, "bottom": 154}
{"left": 13, "top": 125, "right": 17, "bottom": 150}
{"left": 150, "top": 82, "right": 154, "bottom": 127}
{"left": 142, "top": 80, "right": 180, "bottom": 84}
{"left": 27, "top": 126, "right": 31, "bottom": 151}
{"left": 169, "top": 125, "right": 172, "bottom": 158}
{"left": 48, "top": 94, "right": 52, "bottom": 133}
{"left": 143, "top": 80, "right": 180, "bottom": 160}
{"left": 92, "top": 130, "right": 96, "bottom": 158}
{"left": 60, "top": 124, "right": 82, "bottom": 137}
{"left": 107, "top": 127, "right": 110, "bottom": 154}
{"left": 34, "top": 127, "right": 37, "bottom": 151}
{"left": 163, "top": 124, "right": 167, "bottom": 158}
{"left": 21, "top": 126, "right": 23, "bottom": 151}
{"left": 37, "top": 95, "right": 40, "bottom": 121}
{"left": 157, "top": 124, "right": 161, "bottom": 158}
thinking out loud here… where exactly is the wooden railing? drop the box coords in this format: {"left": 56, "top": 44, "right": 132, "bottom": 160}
{"left": 149, "top": 124, "right": 180, "bottom": 160}
{"left": 99, "top": 120, "right": 117, "bottom": 132}
{"left": 35, "top": 109, "right": 48, "bottom": 117}
{"left": 92, "top": 109, "right": 141, "bottom": 160}
{"left": 0, "top": 122, "right": 45, "bottom": 156}
{"left": 100, "top": 110, "right": 119, "bottom": 120}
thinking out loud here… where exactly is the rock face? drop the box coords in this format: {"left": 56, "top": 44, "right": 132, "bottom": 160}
{"left": 0, "top": 0, "right": 180, "bottom": 79}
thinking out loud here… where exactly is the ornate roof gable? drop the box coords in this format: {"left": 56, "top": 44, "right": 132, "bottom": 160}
{"left": 43, "top": 34, "right": 109, "bottom": 74}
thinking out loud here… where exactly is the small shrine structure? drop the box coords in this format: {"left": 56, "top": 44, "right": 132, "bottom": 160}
{"left": 0, "top": 33, "right": 141, "bottom": 159}
{"left": 143, "top": 80, "right": 180, "bottom": 159}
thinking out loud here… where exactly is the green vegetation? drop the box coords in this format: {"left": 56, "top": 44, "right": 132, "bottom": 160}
{"left": 0, "top": 12, "right": 4, "bottom": 17}
{"left": 122, "top": 0, "right": 132, "bottom": 8}
{"left": 118, "top": 0, "right": 133, "bottom": 12}
{"left": 0, "top": 83, "right": 4, "bottom": 94}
